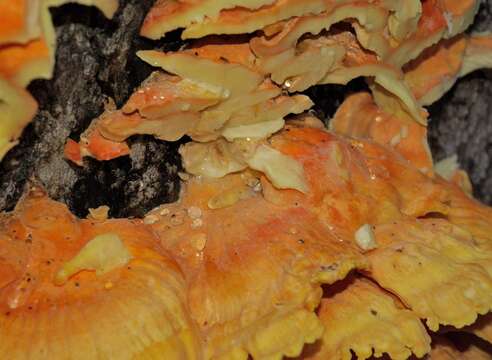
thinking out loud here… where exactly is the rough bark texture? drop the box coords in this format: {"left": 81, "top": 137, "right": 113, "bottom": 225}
{"left": 0, "top": 1, "right": 491, "bottom": 218}
{"left": 427, "top": 2, "right": 492, "bottom": 203}
{"left": 0, "top": 0, "right": 185, "bottom": 218}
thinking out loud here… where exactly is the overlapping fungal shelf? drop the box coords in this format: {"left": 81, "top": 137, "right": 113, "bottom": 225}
{"left": 67, "top": 0, "right": 492, "bottom": 185}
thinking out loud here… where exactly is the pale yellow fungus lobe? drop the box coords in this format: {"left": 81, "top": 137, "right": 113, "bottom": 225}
{"left": 87, "top": 205, "right": 110, "bottom": 221}
{"left": 54, "top": 233, "right": 132, "bottom": 285}
{"left": 247, "top": 144, "right": 308, "bottom": 193}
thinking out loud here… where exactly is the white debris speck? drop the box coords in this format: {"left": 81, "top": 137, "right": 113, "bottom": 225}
{"left": 355, "top": 224, "right": 378, "bottom": 251}
{"left": 190, "top": 233, "right": 207, "bottom": 251}
{"left": 191, "top": 218, "right": 203, "bottom": 229}
{"left": 350, "top": 140, "right": 364, "bottom": 149}
{"left": 159, "top": 208, "right": 170, "bottom": 216}
{"left": 253, "top": 182, "right": 262, "bottom": 192}
{"left": 143, "top": 215, "right": 159, "bottom": 225}
{"left": 390, "top": 132, "right": 401, "bottom": 147}
{"left": 187, "top": 206, "right": 202, "bottom": 219}
{"left": 245, "top": 175, "right": 260, "bottom": 188}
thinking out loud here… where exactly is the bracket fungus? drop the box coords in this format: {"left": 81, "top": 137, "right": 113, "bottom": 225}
{"left": 3, "top": 0, "right": 492, "bottom": 359}
{"left": 301, "top": 276, "right": 431, "bottom": 360}
{"left": 0, "top": 188, "right": 202, "bottom": 359}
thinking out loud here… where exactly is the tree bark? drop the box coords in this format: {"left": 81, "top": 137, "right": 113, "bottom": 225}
{"left": 427, "top": 2, "right": 492, "bottom": 203}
